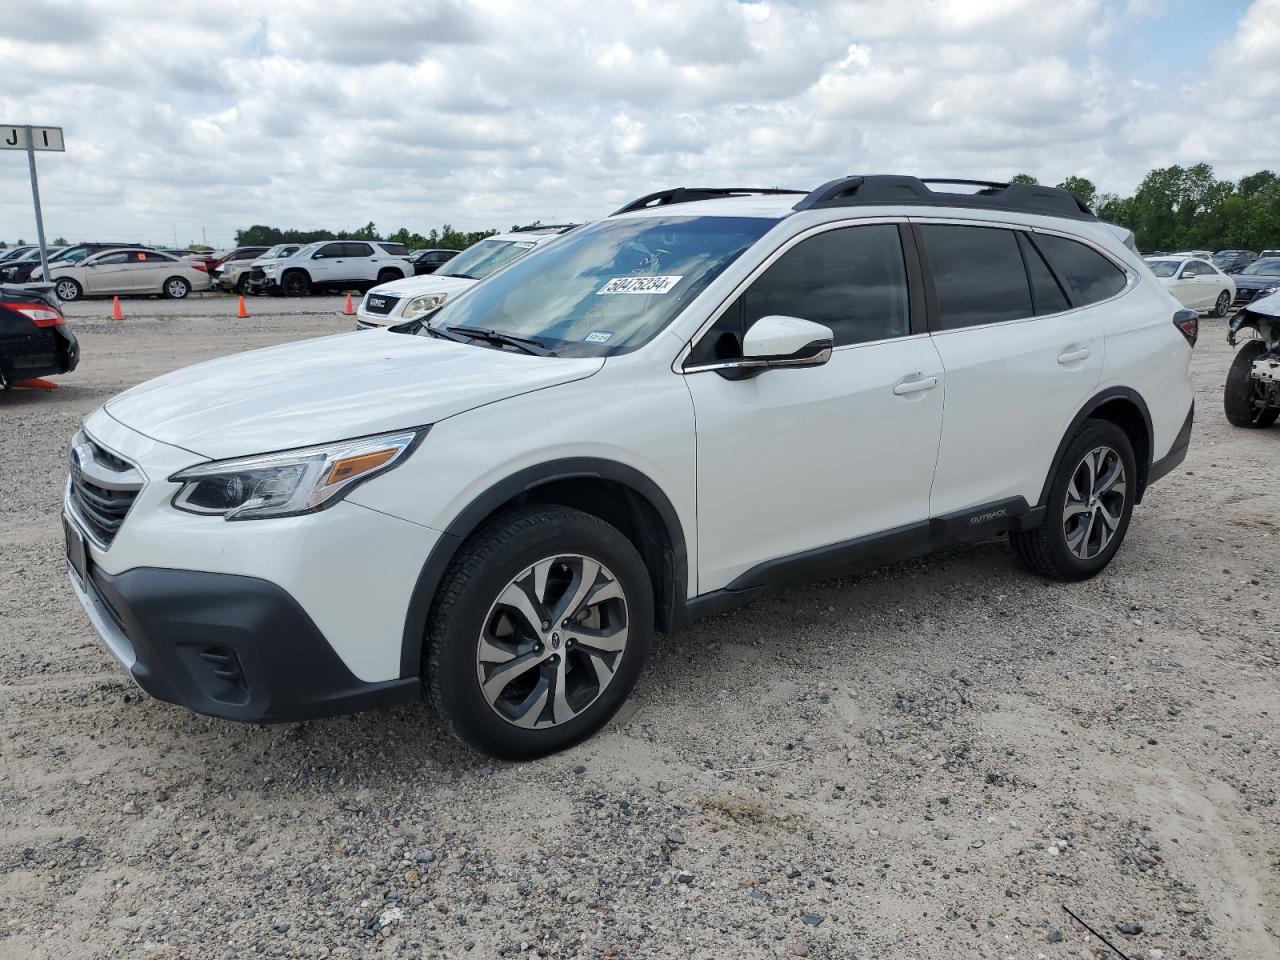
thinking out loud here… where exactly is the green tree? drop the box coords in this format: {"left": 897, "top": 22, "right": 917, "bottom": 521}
{"left": 1009, "top": 173, "right": 1039, "bottom": 184}
{"left": 1055, "top": 176, "right": 1097, "bottom": 209}
{"left": 53, "top": 236, "right": 68, "bottom": 245}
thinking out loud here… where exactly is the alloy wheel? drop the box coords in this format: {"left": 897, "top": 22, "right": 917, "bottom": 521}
{"left": 1216, "top": 292, "right": 1230, "bottom": 317}
{"left": 1062, "top": 445, "right": 1126, "bottom": 560}
{"left": 55, "top": 280, "right": 78, "bottom": 301}
{"left": 167, "top": 279, "right": 188, "bottom": 298}
{"left": 475, "top": 554, "right": 629, "bottom": 729}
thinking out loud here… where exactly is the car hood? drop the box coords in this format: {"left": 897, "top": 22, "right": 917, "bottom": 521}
{"left": 1232, "top": 274, "right": 1280, "bottom": 290}
{"left": 105, "top": 329, "right": 603, "bottom": 459}
{"left": 368, "top": 273, "right": 478, "bottom": 299}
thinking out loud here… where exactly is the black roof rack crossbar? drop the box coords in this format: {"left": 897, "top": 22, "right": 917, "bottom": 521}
{"left": 611, "top": 186, "right": 808, "bottom": 217}
{"left": 792, "top": 175, "right": 1096, "bottom": 221}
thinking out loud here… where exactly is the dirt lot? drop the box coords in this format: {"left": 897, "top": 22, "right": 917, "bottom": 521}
{"left": 1, "top": 304, "right": 1276, "bottom": 960}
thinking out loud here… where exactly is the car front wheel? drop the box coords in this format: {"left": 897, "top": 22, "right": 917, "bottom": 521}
{"left": 54, "top": 279, "right": 82, "bottom": 302}
{"left": 1224, "top": 340, "right": 1279, "bottom": 428}
{"left": 1214, "top": 291, "right": 1232, "bottom": 318}
{"left": 425, "top": 505, "right": 654, "bottom": 759}
{"left": 1011, "top": 419, "right": 1136, "bottom": 581}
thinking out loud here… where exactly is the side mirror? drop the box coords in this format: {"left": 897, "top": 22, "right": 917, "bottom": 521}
{"left": 742, "top": 315, "right": 834, "bottom": 367}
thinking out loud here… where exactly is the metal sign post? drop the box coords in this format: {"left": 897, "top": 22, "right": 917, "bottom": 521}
{"left": 2, "top": 125, "right": 65, "bottom": 284}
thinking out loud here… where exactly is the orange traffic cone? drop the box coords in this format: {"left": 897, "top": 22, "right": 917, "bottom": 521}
{"left": 237, "top": 295, "right": 249, "bottom": 318}
{"left": 12, "top": 377, "right": 58, "bottom": 390}
{"left": 343, "top": 293, "right": 355, "bottom": 316}
{"left": 110, "top": 296, "right": 124, "bottom": 321}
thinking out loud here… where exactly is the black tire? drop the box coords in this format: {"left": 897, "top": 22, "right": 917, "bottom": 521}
{"left": 281, "top": 271, "right": 311, "bottom": 297}
{"left": 235, "top": 274, "right": 250, "bottom": 295}
{"left": 1011, "top": 419, "right": 1137, "bottom": 582}
{"left": 163, "top": 276, "right": 190, "bottom": 299}
{"left": 1224, "top": 340, "right": 1279, "bottom": 428}
{"left": 376, "top": 268, "right": 402, "bottom": 285}
{"left": 425, "top": 505, "right": 654, "bottom": 760}
{"left": 1213, "top": 291, "right": 1231, "bottom": 318}
{"left": 54, "top": 278, "right": 81, "bottom": 302}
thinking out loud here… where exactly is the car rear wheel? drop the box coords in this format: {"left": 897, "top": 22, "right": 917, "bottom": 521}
{"left": 164, "top": 277, "right": 190, "bottom": 299}
{"left": 425, "top": 505, "right": 654, "bottom": 760}
{"left": 376, "top": 268, "right": 402, "bottom": 285}
{"left": 1224, "top": 339, "right": 1279, "bottom": 428}
{"left": 281, "top": 271, "right": 310, "bottom": 297}
{"left": 1011, "top": 419, "right": 1136, "bottom": 582}
{"left": 1214, "top": 291, "right": 1232, "bottom": 318}
{"left": 54, "top": 279, "right": 82, "bottom": 302}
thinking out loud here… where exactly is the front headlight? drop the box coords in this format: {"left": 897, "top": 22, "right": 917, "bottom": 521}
{"left": 402, "top": 293, "right": 447, "bottom": 319}
{"left": 1263, "top": 285, "right": 1279, "bottom": 295}
{"left": 169, "top": 428, "right": 425, "bottom": 520}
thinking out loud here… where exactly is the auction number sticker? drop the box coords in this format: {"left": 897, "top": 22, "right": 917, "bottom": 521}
{"left": 597, "top": 275, "right": 683, "bottom": 295}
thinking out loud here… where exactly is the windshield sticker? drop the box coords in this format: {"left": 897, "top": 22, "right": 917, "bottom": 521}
{"left": 584, "top": 330, "right": 613, "bottom": 343}
{"left": 597, "top": 275, "right": 683, "bottom": 295}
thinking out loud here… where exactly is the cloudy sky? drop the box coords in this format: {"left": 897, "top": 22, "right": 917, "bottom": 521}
{"left": 1, "top": 0, "right": 1275, "bottom": 248}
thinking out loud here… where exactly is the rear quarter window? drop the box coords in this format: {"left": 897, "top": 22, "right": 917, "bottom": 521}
{"left": 1033, "top": 234, "right": 1127, "bottom": 306}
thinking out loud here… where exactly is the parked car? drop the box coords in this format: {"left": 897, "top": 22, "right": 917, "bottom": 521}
{"left": 213, "top": 248, "right": 291, "bottom": 293}
{"left": 1169, "top": 250, "right": 1214, "bottom": 260}
{"left": 29, "top": 243, "right": 159, "bottom": 279}
{"left": 0, "top": 283, "right": 77, "bottom": 388}
{"left": 48, "top": 248, "right": 211, "bottom": 301}
{"left": 1145, "top": 256, "right": 1235, "bottom": 316}
{"left": 208, "top": 246, "right": 271, "bottom": 293}
{"left": 0, "top": 245, "right": 37, "bottom": 262}
{"left": 355, "top": 225, "right": 577, "bottom": 329}
{"left": 63, "top": 176, "right": 1195, "bottom": 759}
{"left": 1225, "top": 290, "right": 1280, "bottom": 427}
{"left": 259, "top": 240, "right": 413, "bottom": 296}
{"left": 239, "top": 244, "right": 303, "bottom": 295}
{"left": 1229, "top": 256, "right": 1280, "bottom": 309}
{"left": 409, "top": 248, "right": 460, "bottom": 275}
{"left": 0, "top": 246, "right": 67, "bottom": 283}
{"left": 1260, "top": 249, "right": 1280, "bottom": 260}
{"left": 1212, "top": 250, "right": 1256, "bottom": 274}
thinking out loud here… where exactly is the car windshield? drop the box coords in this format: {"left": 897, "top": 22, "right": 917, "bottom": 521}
{"left": 1147, "top": 260, "right": 1181, "bottom": 278}
{"left": 439, "top": 237, "right": 540, "bottom": 280}
{"left": 421, "top": 215, "right": 777, "bottom": 357}
{"left": 1239, "top": 258, "right": 1280, "bottom": 277}
{"left": 59, "top": 248, "right": 94, "bottom": 263}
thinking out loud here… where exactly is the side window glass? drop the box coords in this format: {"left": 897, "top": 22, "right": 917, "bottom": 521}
{"left": 690, "top": 224, "right": 910, "bottom": 364}
{"left": 919, "top": 224, "right": 1032, "bottom": 330}
{"left": 95, "top": 253, "right": 129, "bottom": 265}
{"left": 346, "top": 242, "right": 374, "bottom": 257}
{"left": 1034, "top": 234, "right": 1127, "bottom": 305}
{"left": 318, "top": 243, "right": 343, "bottom": 259}
{"left": 1017, "top": 233, "right": 1070, "bottom": 315}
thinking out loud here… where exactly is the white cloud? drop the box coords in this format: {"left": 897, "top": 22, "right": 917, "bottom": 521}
{"left": 0, "top": 0, "right": 1273, "bottom": 246}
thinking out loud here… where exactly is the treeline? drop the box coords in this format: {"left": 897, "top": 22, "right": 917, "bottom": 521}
{"left": 234, "top": 221, "right": 498, "bottom": 251}
{"left": 1013, "top": 165, "right": 1280, "bottom": 253}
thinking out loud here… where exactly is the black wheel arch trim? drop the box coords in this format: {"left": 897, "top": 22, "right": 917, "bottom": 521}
{"left": 1037, "top": 387, "right": 1156, "bottom": 507}
{"left": 399, "top": 458, "right": 689, "bottom": 679}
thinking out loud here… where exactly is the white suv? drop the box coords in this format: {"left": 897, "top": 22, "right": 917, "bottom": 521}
{"left": 63, "top": 177, "right": 1196, "bottom": 759}
{"left": 355, "top": 225, "right": 576, "bottom": 328}
{"left": 261, "top": 240, "right": 412, "bottom": 296}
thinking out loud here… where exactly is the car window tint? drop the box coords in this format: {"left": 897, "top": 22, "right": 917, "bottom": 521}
{"left": 1017, "top": 233, "right": 1070, "bottom": 315}
{"left": 691, "top": 224, "right": 910, "bottom": 362}
{"left": 318, "top": 243, "right": 343, "bottom": 258}
{"left": 345, "top": 242, "right": 374, "bottom": 257}
{"left": 920, "top": 225, "right": 1031, "bottom": 330}
{"left": 94, "top": 253, "right": 129, "bottom": 265}
{"left": 1034, "top": 234, "right": 1127, "bottom": 305}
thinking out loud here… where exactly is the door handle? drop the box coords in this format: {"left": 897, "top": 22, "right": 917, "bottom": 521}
{"left": 893, "top": 375, "right": 938, "bottom": 396}
{"left": 1057, "top": 346, "right": 1091, "bottom": 364}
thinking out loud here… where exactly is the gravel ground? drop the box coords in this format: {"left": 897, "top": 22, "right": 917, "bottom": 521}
{"left": 1, "top": 310, "right": 1276, "bottom": 960}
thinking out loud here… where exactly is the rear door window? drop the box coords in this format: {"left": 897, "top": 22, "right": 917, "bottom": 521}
{"left": 1017, "top": 233, "right": 1070, "bottom": 315}
{"left": 918, "top": 224, "right": 1032, "bottom": 330}
{"left": 344, "top": 242, "right": 375, "bottom": 258}
{"left": 1032, "top": 234, "right": 1127, "bottom": 305}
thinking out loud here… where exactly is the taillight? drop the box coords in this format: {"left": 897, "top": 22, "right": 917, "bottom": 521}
{"left": 192, "top": 263, "right": 208, "bottom": 272}
{"left": 2, "top": 301, "right": 64, "bottom": 327}
{"left": 1173, "top": 307, "right": 1198, "bottom": 346}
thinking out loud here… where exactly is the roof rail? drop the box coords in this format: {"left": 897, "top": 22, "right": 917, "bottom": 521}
{"left": 792, "top": 176, "right": 1097, "bottom": 221}
{"left": 511, "top": 223, "right": 579, "bottom": 233}
{"left": 611, "top": 186, "right": 808, "bottom": 217}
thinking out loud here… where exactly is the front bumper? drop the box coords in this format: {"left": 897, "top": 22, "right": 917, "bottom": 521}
{"left": 68, "top": 562, "right": 419, "bottom": 722}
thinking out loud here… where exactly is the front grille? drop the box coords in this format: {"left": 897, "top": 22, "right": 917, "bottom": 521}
{"left": 68, "top": 431, "right": 143, "bottom": 547}
{"left": 363, "top": 293, "right": 399, "bottom": 315}
{"left": 1232, "top": 288, "right": 1275, "bottom": 307}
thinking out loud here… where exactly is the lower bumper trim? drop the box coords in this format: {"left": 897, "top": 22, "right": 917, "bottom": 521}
{"left": 75, "top": 565, "right": 420, "bottom": 723}
{"left": 1146, "top": 400, "right": 1194, "bottom": 490}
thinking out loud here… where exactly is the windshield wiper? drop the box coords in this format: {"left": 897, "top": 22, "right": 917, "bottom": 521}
{"left": 446, "top": 325, "right": 556, "bottom": 357}
{"left": 445, "top": 272, "right": 477, "bottom": 280}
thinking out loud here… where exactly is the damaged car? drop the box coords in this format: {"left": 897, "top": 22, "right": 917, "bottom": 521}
{"left": 1226, "top": 290, "right": 1280, "bottom": 428}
